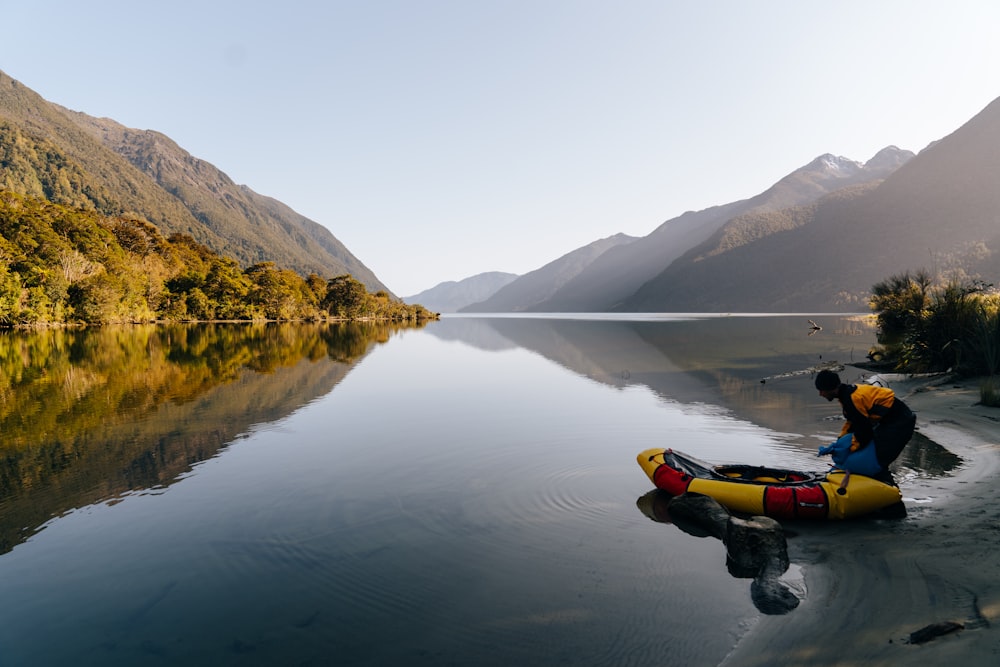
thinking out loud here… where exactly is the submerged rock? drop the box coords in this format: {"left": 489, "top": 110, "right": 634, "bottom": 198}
{"left": 664, "top": 492, "right": 729, "bottom": 540}
{"left": 725, "top": 515, "right": 789, "bottom": 578}
{"left": 664, "top": 493, "right": 800, "bottom": 614}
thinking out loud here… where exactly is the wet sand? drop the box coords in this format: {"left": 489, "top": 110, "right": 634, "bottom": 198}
{"left": 722, "top": 376, "right": 1000, "bottom": 666}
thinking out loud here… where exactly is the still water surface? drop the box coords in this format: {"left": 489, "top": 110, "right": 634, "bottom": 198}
{"left": 0, "top": 316, "right": 959, "bottom": 666}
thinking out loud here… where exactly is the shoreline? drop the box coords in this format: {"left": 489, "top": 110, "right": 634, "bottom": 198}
{"left": 722, "top": 376, "right": 1000, "bottom": 666}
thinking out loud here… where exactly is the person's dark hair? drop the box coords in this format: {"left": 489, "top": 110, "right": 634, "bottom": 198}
{"left": 814, "top": 370, "right": 841, "bottom": 391}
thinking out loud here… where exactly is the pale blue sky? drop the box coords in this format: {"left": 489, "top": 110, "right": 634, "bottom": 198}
{"left": 3, "top": 1, "right": 1000, "bottom": 295}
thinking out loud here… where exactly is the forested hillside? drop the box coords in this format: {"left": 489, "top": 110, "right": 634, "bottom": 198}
{"left": 0, "top": 191, "right": 434, "bottom": 326}
{"left": 0, "top": 70, "right": 388, "bottom": 294}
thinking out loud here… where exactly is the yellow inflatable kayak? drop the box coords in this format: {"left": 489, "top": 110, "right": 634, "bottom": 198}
{"left": 637, "top": 448, "right": 903, "bottom": 520}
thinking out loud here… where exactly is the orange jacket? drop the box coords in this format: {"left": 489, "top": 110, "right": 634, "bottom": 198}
{"left": 836, "top": 383, "right": 897, "bottom": 450}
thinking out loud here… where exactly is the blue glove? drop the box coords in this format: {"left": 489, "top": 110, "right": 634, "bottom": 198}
{"left": 817, "top": 444, "right": 834, "bottom": 457}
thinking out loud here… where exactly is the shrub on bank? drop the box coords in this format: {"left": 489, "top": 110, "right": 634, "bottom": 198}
{"left": 869, "top": 271, "right": 1000, "bottom": 378}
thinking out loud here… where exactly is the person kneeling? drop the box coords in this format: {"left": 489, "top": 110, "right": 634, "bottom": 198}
{"left": 814, "top": 370, "right": 917, "bottom": 484}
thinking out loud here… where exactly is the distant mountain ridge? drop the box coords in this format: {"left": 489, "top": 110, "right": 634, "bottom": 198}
{"left": 448, "top": 102, "right": 1000, "bottom": 313}
{"left": 460, "top": 233, "right": 638, "bottom": 312}
{"left": 465, "top": 146, "right": 913, "bottom": 312}
{"left": 620, "top": 97, "right": 1000, "bottom": 312}
{"left": 404, "top": 271, "right": 519, "bottom": 313}
{"left": 0, "top": 70, "right": 389, "bottom": 294}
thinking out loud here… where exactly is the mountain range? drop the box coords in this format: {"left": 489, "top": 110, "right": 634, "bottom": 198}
{"left": 4, "top": 67, "right": 999, "bottom": 313}
{"left": 458, "top": 148, "right": 914, "bottom": 313}
{"left": 427, "top": 94, "right": 1000, "bottom": 313}
{"left": 403, "top": 271, "right": 519, "bottom": 313}
{"left": 0, "top": 70, "right": 389, "bottom": 294}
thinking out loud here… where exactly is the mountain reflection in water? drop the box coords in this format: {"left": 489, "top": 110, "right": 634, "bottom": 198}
{"left": 430, "top": 314, "right": 962, "bottom": 475}
{"left": 0, "top": 321, "right": 420, "bottom": 554}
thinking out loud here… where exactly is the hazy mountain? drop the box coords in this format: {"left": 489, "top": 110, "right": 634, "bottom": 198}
{"left": 404, "top": 271, "right": 519, "bottom": 313}
{"left": 511, "top": 147, "right": 913, "bottom": 313}
{"left": 460, "top": 233, "right": 638, "bottom": 312}
{"left": 621, "top": 96, "right": 1000, "bottom": 312}
{"left": 0, "top": 70, "right": 389, "bottom": 294}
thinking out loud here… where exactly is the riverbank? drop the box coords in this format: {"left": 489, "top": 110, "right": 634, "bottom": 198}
{"left": 722, "top": 375, "right": 1000, "bottom": 666}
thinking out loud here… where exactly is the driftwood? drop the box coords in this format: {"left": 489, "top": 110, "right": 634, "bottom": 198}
{"left": 906, "top": 621, "right": 964, "bottom": 644}
{"left": 759, "top": 360, "right": 844, "bottom": 384}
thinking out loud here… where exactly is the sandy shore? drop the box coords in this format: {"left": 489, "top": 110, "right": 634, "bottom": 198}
{"left": 722, "top": 375, "right": 1000, "bottom": 666}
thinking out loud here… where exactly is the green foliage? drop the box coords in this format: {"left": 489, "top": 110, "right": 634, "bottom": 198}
{"left": 704, "top": 204, "right": 817, "bottom": 258}
{"left": 0, "top": 121, "right": 105, "bottom": 210}
{"left": 0, "top": 265, "right": 20, "bottom": 325}
{"left": 972, "top": 301, "right": 1000, "bottom": 378}
{"left": 0, "top": 190, "right": 437, "bottom": 327}
{"left": 68, "top": 272, "right": 123, "bottom": 324}
{"left": 870, "top": 269, "right": 1000, "bottom": 376}
{"left": 323, "top": 275, "right": 368, "bottom": 318}
{"left": 981, "top": 377, "right": 1000, "bottom": 407}
{"left": 246, "top": 262, "right": 320, "bottom": 321}
{"left": 870, "top": 270, "right": 932, "bottom": 344}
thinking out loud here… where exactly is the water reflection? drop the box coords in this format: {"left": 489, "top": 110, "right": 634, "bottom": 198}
{"left": 0, "top": 315, "right": 960, "bottom": 666}
{"left": 897, "top": 430, "right": 962, "bottom": 477}
{"left": 430, "top": 315, "right": 876, "bottom": 425}
{"left": 637, "top": 490, "right": 804, "bottom": 616}
{"left": 0, "top": 321, "right": 423, "bottom": 554}
{"left": 429, "top": 315, "right": 964, "bottom": 475}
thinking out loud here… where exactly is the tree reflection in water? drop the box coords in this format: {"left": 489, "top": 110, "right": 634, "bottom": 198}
{"left": 0, "top": 321, "right": 425, "bottom": 554}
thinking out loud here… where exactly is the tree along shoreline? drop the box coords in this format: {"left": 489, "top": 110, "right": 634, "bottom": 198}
{"left": 0, "top": 191, "right": 437, "bottom": 326}
{"left": 868, "top": 269, "right": 1000, "bottom": 405}
{"left": 0, "top": 314, "right": 438, "bottom": 331}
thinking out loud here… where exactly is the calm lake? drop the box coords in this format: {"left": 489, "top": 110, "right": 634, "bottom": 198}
{"left": 0, "top": 315, "right": 960, "bottom": 666}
